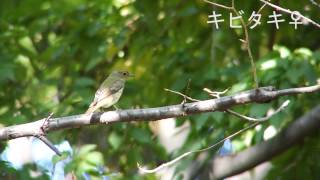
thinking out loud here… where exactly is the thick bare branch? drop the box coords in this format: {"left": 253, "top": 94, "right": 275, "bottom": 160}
{"left": 0, "top": 85, "right": 319, "bottom": 141}
{"left": 209, "top": 104, "right": 320, "bottom": 179}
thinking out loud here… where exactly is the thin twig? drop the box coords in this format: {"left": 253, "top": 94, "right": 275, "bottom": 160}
{"left": 247, "top": 3, "right": 268, "bottom": 26}
{"left": 226, "top": 100, "right": 290, "bottom": 121}
{"left": 203, "top": 87, "right": 229, "bottom": 98}
{"left": 138, "top": 121, "right": 261, "bottom": 173}
{"left": 35, "top": 135, "right": 62, "bottom": 156}
{"left": 164, "top": 88, "right": 200, "bottom": 102}
{"left": 204, "top": 0, "right": 259, "bottom": 88}
{"left": 41, "top": 112, "right": 54, "bottom": 133}
{"left": 310, "top": 0, "right": 320, "bottom": 8}
{"left": 35, "top": 112, "right": 61, "bottom": 156}
{"left": 203, "top": 87, "right": 290, "bottom": 121}
{"left": 232, "top": 8, "right": 259, "bottom": 88}
{"left": 203, "top": 0, "right": 233, "bottom": 10}
{"left": 260, "top": 0, "right": 320, "bottom": 28}
{"left": 182, "top": 79, "right": 192, "bottom": 104}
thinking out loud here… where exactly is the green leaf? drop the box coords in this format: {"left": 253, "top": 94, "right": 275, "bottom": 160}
{"left": 286, "top": 67, "right": 302, "bottom": 84}
{"left": 108, "top": 132, "right": 123, "bottom": 149}
{"left": 52, "top": 152, "right": 69, "bottom": 164}
{"left": 195, "top": 113, "right": 210, "bottom": 130}
{"left": 130, "top": 128, "right": 151, "bottom": 144}
{"left": 0, "top": 63, "right": 15, "bottom": 83}
{"left": 260, "top": 59, "right": 277, "bottom": 71}
{"left": 74, "top": 77, "right": 95, "bottom": 87}
{"left": 294, "top": 48, "right": 312, "bottom": 58}
{"left": 78, "top": 161, "right": 96, "bottom": 172}
{"left": 78, "top": 144, "right": 97, "bottom": 156}
{"left": 18, "top": 36, "right": 37, "bottom": 55}
{"left": 230, "top": 82, "right": 248, "bottom": 94}
{"left": 273, "top": 45, "right": 291, "bottom": 59}
{"left": 249, "top": 104, "right": 270, "bottom": 117}
{"left": 85, "top": 56, "right": 104, "bottom": 72}
{"left": 85, "top": 151, "right": 104, "bottom": 165}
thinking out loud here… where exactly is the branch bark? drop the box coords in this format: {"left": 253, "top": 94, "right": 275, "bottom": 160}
{"left": 209, "top": 104, "right": 320, "bottom": 179}
{"left": 0, "top": 85, "right": 319, "bottom": 141}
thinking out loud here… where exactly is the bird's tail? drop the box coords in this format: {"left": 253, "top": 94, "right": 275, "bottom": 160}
{"left": 86, "top": 101, "right": 98, "bottom": 114}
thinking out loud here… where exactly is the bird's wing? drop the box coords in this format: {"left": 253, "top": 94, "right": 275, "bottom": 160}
{"left": 91, "top": 79, "right": 124, "bottom": 106}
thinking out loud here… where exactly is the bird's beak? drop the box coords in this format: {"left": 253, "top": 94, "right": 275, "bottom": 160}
{"left": 129, "top": 73, "right": 134, "bottom": 77}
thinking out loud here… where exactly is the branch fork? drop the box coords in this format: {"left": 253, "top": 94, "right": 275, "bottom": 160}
{"left": 34, "top": 113, "right": 62, "bottom": 156}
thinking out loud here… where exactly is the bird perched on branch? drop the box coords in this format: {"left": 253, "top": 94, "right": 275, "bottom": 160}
{"left": 86, "top": 71, "right": 133, "bottom": 114}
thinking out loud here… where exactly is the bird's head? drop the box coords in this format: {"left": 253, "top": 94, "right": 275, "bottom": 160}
{"left": 111, "top": 71, "right": 134, "bottom": 79}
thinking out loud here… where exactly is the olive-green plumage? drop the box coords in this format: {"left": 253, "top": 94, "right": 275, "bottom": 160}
{"left": 86, "top": 71, "right": 133, "bottom": 114}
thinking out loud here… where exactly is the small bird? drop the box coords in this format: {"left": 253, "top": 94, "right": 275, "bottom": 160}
{"left": 86, "top": 70, "right": 133, "bottom": 114}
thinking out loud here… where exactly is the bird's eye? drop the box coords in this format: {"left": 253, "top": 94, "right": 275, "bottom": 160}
{"left": 123, "top": 72, "right": 127, "bottom": 75}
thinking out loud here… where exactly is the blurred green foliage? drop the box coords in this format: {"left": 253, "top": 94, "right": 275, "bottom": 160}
{"left": 0, "top": 0, "right": 319, "bottom": 179}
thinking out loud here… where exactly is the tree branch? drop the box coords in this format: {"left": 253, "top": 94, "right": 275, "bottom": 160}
{"left": 209, "top": 103, "right": 320, "bottom": 179}
{"left": 0, "top": 85, "right": 319, "bottom": 141}
{"left": 260, "top": 0, "right": 320, "bottom": 28}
